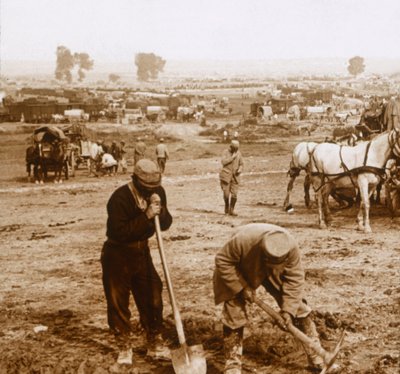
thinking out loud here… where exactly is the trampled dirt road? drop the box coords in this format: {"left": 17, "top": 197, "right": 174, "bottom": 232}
{"left": 0, "top": 122, "right": 399, "bottom": 373}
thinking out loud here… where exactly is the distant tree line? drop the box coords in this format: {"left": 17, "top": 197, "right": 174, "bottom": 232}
{"left": 55, "top": 46, "right": 94, "bottom": 83}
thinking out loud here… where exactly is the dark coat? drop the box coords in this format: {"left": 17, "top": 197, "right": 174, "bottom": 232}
{"left": 213, "top": 223, "right": 307, "bottom": 316}
{"left": 106, "top": 183, "right": 172, "bottom": 243}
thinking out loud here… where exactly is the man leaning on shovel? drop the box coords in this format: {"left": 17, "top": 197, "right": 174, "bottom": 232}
{"left": 214, "top": 223, "right": 329, "bottom": 373}
{"left": 101, "top": 159, "right": 173, "bottom": 365}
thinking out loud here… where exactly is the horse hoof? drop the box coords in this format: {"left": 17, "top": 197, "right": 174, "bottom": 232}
{"left": 40, "top": 181, "right": 44, "bottom": 185}
{"left": 319, "top": 222, "right": 327, "bottom": 229}
{"left": 35, "top": 181, "right": 39, "bottom": 185}
{"left": 59, "top": 180, "right": 63, "bottom": 184}
{"left": 364, "top": 227, "right": 372, "bottom": 234}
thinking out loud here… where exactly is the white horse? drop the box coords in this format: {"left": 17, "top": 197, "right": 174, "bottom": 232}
{"left": 283, "top": 141, "right": 357, "bottom": 210}
{"left": 283, "top": 142, "right": 317, "bottom": 209}
{"left": 309, "top": 130, "right": 400, "bottom": 233}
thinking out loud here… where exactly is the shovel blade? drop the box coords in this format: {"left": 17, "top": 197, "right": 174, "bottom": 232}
{"left": 171, "top": 344, "right": 207, "bottom": 374}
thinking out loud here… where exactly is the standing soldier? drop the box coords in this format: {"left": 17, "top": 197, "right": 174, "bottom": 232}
{"left": 88, "top": 140, "right": 102, "bottom": 177}
{"left": 214, "top": 223, "right": 325, "bottom": 374}
{"left": 155, "top": 138, "right": 169, "bottom": 173}
{"left": 223, "top": 130, "right": 229, "bottom": 143}
{"left": 134, "top": 138, "right": 147, "bottom": 165}
{"left": 219, "top": 140, "right": 243, "bottom": 216}
{"left": 384, "top": 96, "right": 400, "bottom": 131}
{"left": 101, "top": 159, "right": 173, "bottom": 365}
{"left": 119, "top": 140, "right": 128, "bottom": 174}
{"left": 110, "top": 141, "right": 121, "bottom": 174}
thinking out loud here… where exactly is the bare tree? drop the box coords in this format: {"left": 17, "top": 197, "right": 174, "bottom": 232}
{"left": 135, "top": 53, "right": 166, "bottom": 81}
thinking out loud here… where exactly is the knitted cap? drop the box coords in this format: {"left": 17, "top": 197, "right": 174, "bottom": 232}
{"left": 261, "top": 231, "right": 296, "bottom": 263}
{"left": 133, "top": 159, "right": 161, "bottom": 188}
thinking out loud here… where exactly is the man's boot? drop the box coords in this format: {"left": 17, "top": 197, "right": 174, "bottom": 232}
{"left": 146, "top": 333, "right": 171, "bottom": 361}
{"left": 229, "top": 198, "right": 238, "bottom": 216}
{"left": 224, "top": 197, "right": 230, "bottom": 215}
{"left": 295, "top": 315, "right": 324, "bottom": 371}
{"left": 117, "top": 348, "right": 133, "bottom": 365}
{"left": 223, "top": 325, "right": 243, "bottom": 374}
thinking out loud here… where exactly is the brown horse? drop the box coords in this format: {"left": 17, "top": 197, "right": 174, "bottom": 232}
{"left": 25, "top": 145, "right": 42, "bottom": 183}
{"left": 38, "top": 140, "right": 68, "bottom": 183}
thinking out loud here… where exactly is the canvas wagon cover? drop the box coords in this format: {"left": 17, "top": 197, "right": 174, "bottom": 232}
{"left": 33, "top": 126, "right": 67, "bottom": 143}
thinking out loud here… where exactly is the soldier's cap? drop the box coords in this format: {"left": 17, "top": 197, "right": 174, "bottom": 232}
{"left": 132, "top": 159, "right": 161, "bottom": 188}
{"left": 260, "top": 231, "right": 296, "bottom": 263}
{"left": 231, "top": 140, "right": 240, "bottom": 148}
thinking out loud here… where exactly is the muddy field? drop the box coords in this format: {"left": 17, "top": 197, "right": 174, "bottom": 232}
{"left": 0, "top": 120, "right": 399, "bottom": 374}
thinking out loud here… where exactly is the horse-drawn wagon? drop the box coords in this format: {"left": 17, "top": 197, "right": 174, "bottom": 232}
{"left": 27, "top": 126, "right": 70, "bottom": 183}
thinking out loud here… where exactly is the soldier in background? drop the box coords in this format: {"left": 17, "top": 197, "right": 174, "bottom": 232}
{"left": 134, "top": 138, "right": 147, "bottom": 165}
{"left": 110, "top": 141, "right": 121, "bottom": 174}
{"left": 119, "top": 141, "right": 128, "bottom": 174}
{"left": 155, "top": 138, "right": 169, "bottom": 173}
{"left": 219, "top": 140, "right": 244, "bottom": 216}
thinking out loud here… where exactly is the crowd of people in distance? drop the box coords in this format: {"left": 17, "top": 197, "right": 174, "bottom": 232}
{"left": 88, "top": 138, "right": 169, "bottom": 177}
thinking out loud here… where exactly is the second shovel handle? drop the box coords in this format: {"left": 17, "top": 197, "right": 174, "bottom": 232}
{"left": 254, "top": 297, "right": 328, "bottom": 359}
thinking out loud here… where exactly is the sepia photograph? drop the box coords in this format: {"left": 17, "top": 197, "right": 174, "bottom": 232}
{"left": 0, "top": 0, "right": 399, "bottom": 373}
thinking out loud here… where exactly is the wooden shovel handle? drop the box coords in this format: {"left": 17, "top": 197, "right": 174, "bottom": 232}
{"left": 154, "top": 215, "right": 187, "bottom": 346}
{"left": 254, "top": 297, "right": 329, "bottom": 359}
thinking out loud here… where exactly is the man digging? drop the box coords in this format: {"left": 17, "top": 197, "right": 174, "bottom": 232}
{"left": 214, "top": 223, "right": 327, "bottom": 373}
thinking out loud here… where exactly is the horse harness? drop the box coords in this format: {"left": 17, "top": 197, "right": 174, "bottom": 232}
{"left": 309, "top": 133, "right": 399, "bottom": 193}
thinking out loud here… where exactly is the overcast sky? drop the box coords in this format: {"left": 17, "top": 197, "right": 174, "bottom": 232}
{"left": 1, "top": 0, "right": 400, "bottom": 62}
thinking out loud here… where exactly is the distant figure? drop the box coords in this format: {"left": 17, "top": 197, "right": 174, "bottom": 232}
{"left": 219, "top": 140, "right": 244, "bottom": 216}
{"left": 199, "top": 111, "right": 207, "bottom": 126}
{"left": 110, "top": 141, "right": 121, "bottom": 174}
{"left": 101, "top": 153, "right": 118, "bottom": 176}
{"left": 223, "top": 130, "right": 228, "bottom": 143}
{"left": 233, "top": 131, "right": 239, "bottom": 140}
{"left": 89, "top": 140, "right": 103, "bottom": 177}
{"left": 155, "top": 138, "right": 169, "bottom": 173}
{"left": 384, "top": 97, "right": 400, "bottom": 131}
{"left": 134, "top": 138, "right": 147, "bottom": 165}
{"left": 119, "top": 141, "right": 128, "bottom": 174}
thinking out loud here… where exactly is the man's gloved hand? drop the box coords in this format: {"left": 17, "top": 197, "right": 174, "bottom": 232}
{"left": 145, "top": 194, "right": 161, "bottom": 219}
{"left": 280, "top": 311, "right": 293, "bottom": 328}
{"left": 242, "top": 286, "right": 255, "bottom": 303}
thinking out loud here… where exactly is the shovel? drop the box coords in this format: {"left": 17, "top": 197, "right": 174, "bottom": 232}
{"left": 254, "top": 296, "right": 345, "bottom": 374}
{"left": 154, "top": 215, "right": 207, "bottom": 374}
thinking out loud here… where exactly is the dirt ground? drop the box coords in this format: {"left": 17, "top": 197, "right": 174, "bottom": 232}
{"left": 0, "top": 120, "right": 399, "bottom": 374}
